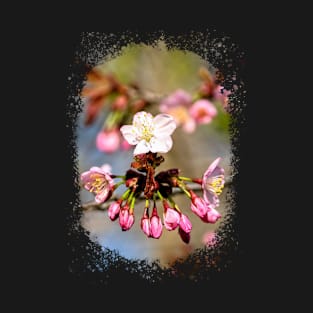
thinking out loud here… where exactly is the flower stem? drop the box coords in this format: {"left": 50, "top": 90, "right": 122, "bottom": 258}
{"left": 177, "top": 181, "right": 191, "bottom": 198}
{"left": 156, "top": 190, "right": 164, "bottom": 201}
{"left": 145, "top": 199, "right": 150, "bottom": 208}
{"left": 111, "top": 175, "right": 126, "bottom": 179}
{"left": 113, "top": 181, "right": 125, "bottom": 190}
{"left": 178, "top": 176, "right": 193, "bottom": 182}
{"left": 122, "top": 189, "right": 131, "bottom": 200}
{"left": 129, "top": 196, "right": 136, "bottom": 214}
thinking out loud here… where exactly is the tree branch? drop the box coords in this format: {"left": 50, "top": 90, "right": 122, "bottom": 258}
{"left": 81, "top": 179, "right": 232, "bottom": 211}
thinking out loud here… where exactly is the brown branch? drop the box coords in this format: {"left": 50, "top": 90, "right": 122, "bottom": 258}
{"left": 81, "top": 179, "right": 232, "bottom": 211}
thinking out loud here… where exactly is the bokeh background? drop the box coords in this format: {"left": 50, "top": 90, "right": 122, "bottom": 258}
{"left": 77, "top": 42, "right": 232, "bottom": 267}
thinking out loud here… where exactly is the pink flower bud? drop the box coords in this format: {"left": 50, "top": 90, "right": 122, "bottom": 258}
{"left": 108, "top": 200, "right": 122, "bottom": 221}
{"left": 178, "top": 227, "right": 191, "bottom": 244}
{"left": 96, "top": 129, "right": 120, "bottom": 153}
{"left": 200, "top": 206, "right": 221, "bottom": 224}
{"left": 141, "top": 210, "right": 151, "bottom": 237}
{"left": 119, "top": 204, "right": 135, "bottom": 231}
{"left": 179, "top": 214, "right": 192, "bottom": 233}
{"left": 163, "top": 201, "right": 180, "bottom": 231}
{"left": 190, "top": 191, "right": 208, "bottom": 218}
{"left": 112, "top": 95, "right": 128, "bottom": 110}
{"left": 150, "top": 207, "right": 163, "bottom": 239}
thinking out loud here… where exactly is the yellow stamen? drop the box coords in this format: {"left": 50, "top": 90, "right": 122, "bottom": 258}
{"left": 89, "top": 176, "right": 107, "bottom": 193}
{"left": 207, "top": 176, "right": 224, "bottom": 195}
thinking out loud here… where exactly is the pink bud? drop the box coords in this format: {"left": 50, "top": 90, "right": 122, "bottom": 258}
{"left": 190, "top": 191, "right": 208, "bottom": 218}
{"left": 150, "top": 207, "right": 163, "bottom": 239}
{"left": 178, "top": 227, "right": 191, "bottom": 244}
{"left": 121, "top": 139, "right": 132, "bottom": 151}
{"left": 141, "top": 212, "right": 151, "bottom": 237}
{"left": 112, "top": 95, "right": 128, "bottom": 110}
{"left": 108, "top": 200, "right": 122, "bottom": 221}
{"left": 163, "top": 203, "right": 180, "bottom": 231}
{"left": 119, "top": 204, "right": 135, "bottom": 231}
{"left": 96, "top": 129, "right": 120, "bottom": 153}
{"left": 179, "top": 214, "right": 192, "bottom": 233}
{"left": 200, "top": 206, "right": 221, "bottom": 224}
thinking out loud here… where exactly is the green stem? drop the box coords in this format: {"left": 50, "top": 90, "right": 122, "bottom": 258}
{"left": 121, "top": 189, "right": 131, "bottom": 200}
{"left": 145, "top": 199, "right": 149, "bottom": 208}
{"left": 114, "top": 181, "right": 125, "bottom": 190}
{"left": 129, "top": 196, "right": 136, "bottom": 214}
{"left": 156, "top": 190, "right": 164, "bottom": 201}
{"left": 178, "top": 176, "right": 193, "bottom": 182}
{"left": 177, "top": 182, "right": 191, "bottom": 198}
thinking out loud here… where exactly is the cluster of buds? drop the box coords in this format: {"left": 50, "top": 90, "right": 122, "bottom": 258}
{"left": 81, "top": 111, "right": 225, "bottom": 244}
{"left": 81, "top": 66, "right": 230, "bottom": 153}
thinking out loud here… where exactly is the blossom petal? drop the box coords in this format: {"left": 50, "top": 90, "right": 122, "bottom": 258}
{"left": 95, "top": 189, "right": 110, "bottom": 203}
{"left": 133, "top": 140, "right": 151, "bottom": 155}
{"left": 203, "top": 158, "right": 221, "bottom": 178}
{"left": 150, "top": 136, "right": 173, "bottom": 153}
{"left": 120, "top": 125, "right": 139, "bottom": 145}
{"left": 203, "top": 190, "right": 220, "bottom": 208}
{"left": 153, "top": 114, "right": 177, "bottom": 136}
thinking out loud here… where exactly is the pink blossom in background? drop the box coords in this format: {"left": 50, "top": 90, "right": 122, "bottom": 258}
{"left": 119, "top": 204, "right": 135, "bottom": 231}
{"left": 189, "top": 99, "right": 217, "bottom": 124}
{"left": 80, "top": 166, "right": 114, "bottom": 203}
{"left": 159, "top": 89, "right": 192, "bottom": 111}
{"left": 214, "top": 85, "right": 231, "bottom": 109}
{"left": 150, "top": 207, "right": 163, "bottom": 239}
{"left": 121, "top": 139, "right": 132, "bottom": 151}
{"left": 108, "top": 200, "right": 122, "bottom": 221}
{"left": 159, "top": 89, "right": 196, "bottom": 133}
{"left": 96, "top": 128, "right": 120, "bottom": 153}
{"left": 202, "top": 157, "right": 225, "bottom": 209}
{"left": 202, "top": 231, "right": 219, "bottom": 247}
{"left": 112, "top": 95, "right": 128, "bottom": 110}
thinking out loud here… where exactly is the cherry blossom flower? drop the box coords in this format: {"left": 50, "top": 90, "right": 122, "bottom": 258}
{"left": 96, "top": 129, "right": 120, "bottom": 153}
{"left": 189, "top": 99, "right": 217, "bottom": 124}
{"left": 120, "top": 111, "right": 176, "bottom": 155}
{"left": 80, "top": 166, "right": 114, "bottom": 203}
{"left": 159, "top": 89, "right": 196, "bottom": 133}
{"left": 202, "top": 157, "right": 225, "bottom": 209}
